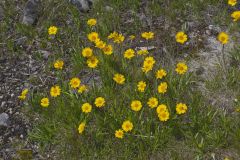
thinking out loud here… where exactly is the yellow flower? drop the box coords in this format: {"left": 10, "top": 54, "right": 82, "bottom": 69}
{"left": 231, "top": 11, "right": 240, "bottom": 22}
{"left": 217, "top": 32, "right": 229, "bottom": 45}
{"left": 88, "top": 32, "right": 99, "bottom": 42}
{"left": 95, "top": 40, "right": 106, "bottom": 49}
{"left": 87, "top": 18, "right": 97, "bottom": 26}
{"left": 142, "top": 64, "right": 154, "bottom": 73}
{"left": 102, "top": 45, "right": 113, "bottom": 55}
{"left": 81, "top": 103, "right": 92, "bottom": 113}
{"left": 147, "top": 97, "right": 158, "bottom": 108}
{"left": 108, "top": 32, "right": 125, "bottom": 43}
{"left": 137, "top": 81, "right": 146, "bottom": 92}
{"left": 82, "top": 47, "right": 93, "bottom": 58}
{"left": 54, "top": 60, "right": 64, "bottom": 70}
{"left": 156, "top": 69, "right": 167, "bottom": 79}
{"left": 158, "top": 82, "right": 167, "bottom": 94}
{"left": 78, "top": 122, "right": 86, "bottom": 134}
{"left": 108, "top": 31, "right": 118, "bottom": 39}
{"left": 175, "top": 32, "right": 188, "bottom": 44}
{"left": 113, "top": 34, "right": 125, "bottom": 44}
{"left": 142, "top": 56, "right": 156, "bottom": 73}
{"left": 48, "top": 26, "right": 58, "bottom": 35}
{"left": 78, "top": 85, "right": 87, "bottom": 93}
{"left": 228, "top": 0, "right": 237, "bottom": 6}
{"left": 70, "top": 77, "right": 81, "bottom": 89}
{"left": 158, "top": 111, "right": 170, "bottom": 122}
{"left": 113, "top": 74, "right": 125, "bottom": 84}
{"left": 156, "top": 104, "right": 168, "bottom": 114}
{"left": 50, "top": 85, "right": 61, "bottom": 97}
{"left": 175, "top": 62, "right": 188, "bottom": 75}
{"left": 131, "top": 100, "right": 142, "bottom": 112}
{"left": 94, "top": 97, "right": 105, "bottom": 108}
{"left": 122, "top": 120, "right": 133, "bottom": 132}
{"left": 87, "top": 56, "right": 99, "bottom": 68}
{"left": 18, "top": 89, "right": 29, "bottom": 100}
{"left": 137, "top": 49, "right": 149, "bottom": 55}
{"left": 144, "top": 56, "right": 155, "bottom": 66}
{"left": 115, "top": 129, "right": 124, "bottom": 139}
{"left": 124, "top": 49, "right": 135, "bottom": 59}
{"left": 176, "top": 103, "right": 188, "bottom": 115}
{"left": 41, "top": 98, "right": 49, "bottom": 107}
{"left": 141, "top": 32, "right": 154, "bottom": 40}
{"left": 129, "top": 35, "right": 135, "bottom": 40}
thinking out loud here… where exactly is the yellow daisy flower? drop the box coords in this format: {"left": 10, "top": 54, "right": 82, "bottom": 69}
{"left": 78, "top": 85, "right": 87, "bottom": 93}
{"left": 217, "top": 32, "right": 229, "bottom": 45}
{"left": 176, "top": 103, "right": 188, "bottom": 115}
{"left": 156, "top": 69, "right": 167, "bottom": 79}
{"left": 131, "top": 100, "right": 142, "bottom": 112}
{"left": 82, "top": 47, "right": 93, "bottom": 58}
{"left": 141, "top": 32, "right": 154, "bottom": 40}
{"left": 18, "top": 89, "right": 29, "bottom": 100}
{"left": 54, "top": 60, "right": 64, "bottom": 70}
{"left": 175, "top": 31, "right": 188, "bottom": 44}
{"left": 81, "top": 103, "right": 92, "bottom": 113}
{"left": 115, "top": 129, "right": 124, "bottom": 139}
{"left": 48, "top": 26, "right": 58, "bottom": 35}
{"left": 175, "top": 62, "right": 188, "bottom": 75}
{"left": 102, "top": 45, "right": 113, "bottom": 55}
{"left": 87, "top": 18, "right": 97, "bottom": 26}
{"left": 87, "top": 56, "right": 99, "bottom": 68}
{"left": 70, "top": 77, "right": 81, "bottom": 89}
{"left": 147, "top": 97, "right": 158, "bottom": 108}
{"left": 158, "top": 82, "right": 167, "bottom": 94}
{"left": 158, "top": 111, "right": 170, "bottom": 122}
{"left": 88, "top": 32, "right": 99, "bottom": 42}
{"left": 50, "top": 85, "right": 61, "bottom": 97}
{"left": 228, "top": 0, "right": 237, "bottom": 6}
{"left": 137, "top": 81, "right": 146, "bottom": 92}
{"left": 231, "top": 11, "right": 240, "bottom": 22}
{"left": 113, "top": 74, "right": 125, "bottom": 84}
{"left": 94, "top": 97, "right": 105, "bottom": 108}
{"left": 156, "top": 104, "right": 168, "bottom": 114}
{"left": 124, "top": 49, "right": 135, "bottom": 59}
{"left": 40, "top": 98, "right": 49, "bottom": 107}
{"left": 78, "top": 122, "right": 86, "bottom": 134}
{"left": 122, "top": 120, "right": 133, "bottom": 132}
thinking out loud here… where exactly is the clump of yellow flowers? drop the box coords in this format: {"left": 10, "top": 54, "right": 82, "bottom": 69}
{"left": 31, "top": 15, "right": 236, "bottom": 142}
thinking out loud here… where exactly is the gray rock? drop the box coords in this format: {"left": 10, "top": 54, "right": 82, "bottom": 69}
{"left": 0, "top": 113, "right": 9, "bottom": 127}
{"left": 22, "top": 0, "right": 41, "bottom": 25}
{"left": 69, "top": 0, "right": 93, "bottom": 12}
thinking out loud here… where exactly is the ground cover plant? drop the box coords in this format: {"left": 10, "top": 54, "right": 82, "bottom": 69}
{"left": 1, "top": 0, "right": 240, "bottom": 159}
